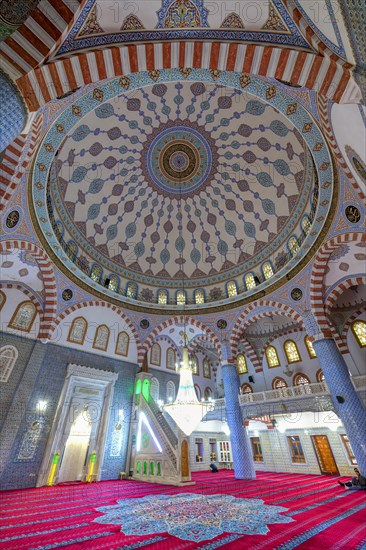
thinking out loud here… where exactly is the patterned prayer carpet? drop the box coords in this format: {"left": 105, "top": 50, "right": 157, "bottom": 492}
{"left": 0, "top": 471, "right": 365, "bottom": 549}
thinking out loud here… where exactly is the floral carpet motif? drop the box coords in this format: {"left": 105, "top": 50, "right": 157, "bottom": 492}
{"left": 94, "top": 493, "right": 294, "bottom": 542}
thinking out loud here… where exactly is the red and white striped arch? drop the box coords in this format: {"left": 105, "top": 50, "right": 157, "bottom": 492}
{"left": 16, "top": 40, "right": 358, "bottom": 112}
{"left": 230, "top": 300, "right": 303, "bottom": 360}
{"left": 341, "top": 307, "right": 366, "bottom": 343}
{"left": 317, "top": 94, "right": 365, "bottom": 202}
{"left": 0, "top": 240, "right": 57, "bottom": 342}
{"left": 0, "top": 281, "right": 44, "bottom": 321}
{"left": 53, "top": 300, "right": 144, "bottom": 363}
{"left": 143, "top": 316, "right": 222, "bottom": 361}
{"left": 325, "top": 276, "right": 366, "bottom": 314}
{"left": 310, "top": 232, "right": 366, "bottom": 336}
{"left": 0, "top": 114, "right": 43, "bottom": 212}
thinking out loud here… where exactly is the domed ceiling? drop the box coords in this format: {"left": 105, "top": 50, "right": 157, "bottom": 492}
{"left": 32, "top": 71, "right": 334, "bottom": 312}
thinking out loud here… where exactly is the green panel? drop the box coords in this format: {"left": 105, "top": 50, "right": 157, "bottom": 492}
{"left": 142, "top": 379, "right": 150, "bottom": 401}
{"left": 157, "top": 462, "right": 161, "bottom": 476}
{"left": 150, "top": 462, "right": 154, "bottom": 475}
{"left": 135, "top": 379, "right": 142, "bottom": 395}
{"left": 143, "top": 461, "right": 147, "bottom": 475}
{"left": 136, "top": 460, "right": 141, "bottom": 474}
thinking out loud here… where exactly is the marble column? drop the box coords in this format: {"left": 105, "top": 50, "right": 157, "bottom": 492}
{"left": 313, "top": 338, "right": 366, "bottom": 474}
{"left": 222, "top": 363, "right": 256, "bottom": 479}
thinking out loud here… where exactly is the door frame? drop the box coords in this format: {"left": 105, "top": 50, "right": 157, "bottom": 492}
{"left": 311, "top": 434, "right": 339, "bottom": 475}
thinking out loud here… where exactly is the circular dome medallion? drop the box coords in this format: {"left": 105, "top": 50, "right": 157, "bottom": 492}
{"left": 145, "top": 123, "right": 217, "bottom": 198}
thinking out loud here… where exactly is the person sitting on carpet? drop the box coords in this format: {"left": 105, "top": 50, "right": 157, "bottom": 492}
{"left": 338, "top": 468, "right": 366, "bottom": 490}
{"left": 210, "top": 463, "right": 218, "bottom": 473}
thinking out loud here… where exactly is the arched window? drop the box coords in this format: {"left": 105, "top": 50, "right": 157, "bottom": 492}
{"left": 301, "top": 215, "right": 311, "bottom": 235}
{"left": 150, "top": 377, "right": 159, "bottom": 401}
{"left": 227, "top": 281, "right": 237, "bottom": 297}
{"left": 284, "top": 340, "right": 301, "bottom": 363}
{"left": 90, "top": 264, "right": 102, "bottom": 283}
{"left": 204, "top": 387, "right": 213, "bottom": 399}
{"left": 115, "top": 331, "right": 129, "bottom": 356}
{"left": 191, "top": 355, "right": 199, "bottom": 375}
{"left": 166, "top": 380, "right": 175, "bottom": 402}
{"left": 245, "top": 273, "right": 256, "bottom": 290}
{"left": 241, "top": 383, "right": 253, "bottom": 394}
{"left": 265, "top": 346, "right": 280, "bottom": 368}
{"left": 305, "top": 336, "right": 316, "bottom": 358}
{"left": 158, "top": 290, "right": 168, "bottom": 304}
{"left": 126, "top": 282, "right": 137, "bottom": 299}
{"left": 0, "top": 290, "right": 6, "bottom": 311}
{"left": 352, "top": 320, "right": 366, "bottom": 347}
{"left": 293, "top": 373, "right": 311, "bottom": 386}
{"left": 66, "top": 240, "right": 78, "bottom": 261}
{"left": 166, "top": 347, "right": 176, "bottom": 370}
{"left": 195, "top": 289, "right": 205, "bottom": 304}
{"left": 151, "top": 343, "right": 161, "bottom": 366}
{"left": 194, "top": 384, "right": 201, "bottom": 400}
{"left": 262, "top": 262, "right": 274, "bottom": 280}
{"left": 272, "top": 377, "right": 288, "bottom": 389}
{"left": 0, "top": 345, "right": 18, "bottom": 383}
{"left": 237, "top": 353, "right": 248, "bottom": 374}
{"left": 68, "top": 317, "right": 87, "bottom": 344}
{"left": 288, "top": 236, "right": 300, "bottom": 256}
{"left": 93, "top": 324, "right": 110, "bottom": 351}
{"left": 316, "top": 369, "right": 325, "bottom": 382}
{"left": 176, "top": 290, "right": 186, "bottom": 305}
{"left": 108, "top": 275, "right": 119, "bottom": 292}
{"left": 203, "top": 358, "right": 211, "bottom": 378}
{"left": 9, "top": 301, "right": 37, "bottom": 332}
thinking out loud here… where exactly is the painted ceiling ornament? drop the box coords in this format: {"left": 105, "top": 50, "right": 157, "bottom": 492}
{"left": 345, "top": 205, "right": 361, "bottom": 224}
{"left": 262, "top": 0, "right": 288, "bottom": 32}
{"left": 345, "top": 145, "right": 366, "bottom": 182}
{"left": 120, "top": 14, "right": 145, "bottom": 31}
{"left": 94, "top": 493, "right": 293, "bottom": 542}
{"left": 157, "top": 0, "right": 209, "bottom": 28}
{"left": 220, "top": 13, "right": 245, "bottom": 29}
{"left": 78, "top": 4, "right": 104, "bottom": 37}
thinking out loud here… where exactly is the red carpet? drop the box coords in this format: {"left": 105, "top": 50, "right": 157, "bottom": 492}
{"left": 0, "top": 471, "right": 365, "bottom": 549}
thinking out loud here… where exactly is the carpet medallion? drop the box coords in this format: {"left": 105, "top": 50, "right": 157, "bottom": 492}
{"left": 93, "top": 493, "right": 294, "bottom": 542}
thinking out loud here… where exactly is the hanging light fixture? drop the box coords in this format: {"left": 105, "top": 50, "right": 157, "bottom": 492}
{"left": 162, "top": 168, "right": 213, "bottom": 435}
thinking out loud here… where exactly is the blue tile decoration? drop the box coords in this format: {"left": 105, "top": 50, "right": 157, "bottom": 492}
{"left": 0, "top": 69, "right": 26, "bottom": 153}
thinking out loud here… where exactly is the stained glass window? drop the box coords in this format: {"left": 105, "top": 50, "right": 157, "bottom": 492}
{"left": 93, "top": 324, "right": 110, "bottom": 351}
{"left": 68, "top": 317, "right": 87, "bottom": 344}
{"left": 176, "top": 290, "right": 186, "bottom": 305}
{"left": 194, "top": 384, "right": 201, "bottom": 400}
{"left": 204, "top": 387, "right": 213, "bottom": 399}
{"left": 158, "top": 290, "right": 168, "bottom": 304}
{"left": 166, "top": 347, "right": 176, "bottom": 370}
{"left": 305, "top": 336, "right": 316, "bottom": 358}
{"left": 262, "top": 262, "right": 274, "bottom": 280}
{"left": 237, "top": 354, "right": 248, "bottom": 374}
{"left": 241, "top": 383, "right": 253, "bottom": 394}
{"left": 0, "top": 291, "right": 5, "bottom": 311}
{"left": 288, "top": 237, "right": 300, "bottom": 256}
{"left": 126, "top": 283, "right": 137, "bottom": 299}
{"left": 0, "top": 346, "right": 18, "bottom": 383}
{"left": 108, "top": 275, "right": 119, "bottom": 292}
{"left": 115, "top": 331, "right": 129, "bottom": 356}
{"left": 150, "top": 377, "right": 159, "bottom": 401}
{"left": 288, "top": 436, "right": 306, "bottom": 463}
{"left": 227, "top": 281, "right": 237, "bottom": 297}
{"left": 9, "top": 301, "right": 37, "bottom": 332}
{"left": 265, "top": 346, "right": 280, "bottom": 367}
{"left": 272, "top": 377, "right": 288, "bottom": 389}
{"left": 245, "top": 273, "right": 256, "bottom": 290}
{"left": 191, "top": 355, "right": 199, "bottom": 375}
{"left": 301, "top": 216, "right": 311, "bottom": 235}
{"left": 352, "top": 320, "right": 366, "bottom": 347}
{"left": 316, "top": 369, "right": 325, "bottom": 382}
{"left": 166, "top": 380, "right": 175, "bottom": 402}
{"left": 293, "top": 373, "right": 310, "bottom": 386}
{"left": 195, "top": 289, "right": 205, "bottom": 304}
{"left": 151, "top": 343, "right": 161, "bottom": 366}
{"left": 284, "top": 340, "right": 301, "bottom": 363}
{"left": 90, "top": 264, "right": 102, "bottom": 283}
{"left": 203, "top": 358, "right": 211, "bottom": 378}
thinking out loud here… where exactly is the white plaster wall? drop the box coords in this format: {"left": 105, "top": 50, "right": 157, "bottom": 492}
{"left": 0, "top": 287, "right": 41, "bottom": 340}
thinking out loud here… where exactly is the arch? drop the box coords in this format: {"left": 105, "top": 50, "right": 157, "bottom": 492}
{"left": 194, "top": 289, "right": 205, "bottom": 304}
{"left": 0, "top": 240, "right": 57, "bottom": 341}
{"left": 204, "top": 387, "right": 213, "bottom": 399}
{"left": 203, "top": 358, "right": 211, "bottom": 378}
{"left": 0, "top": 345, "right": 18, "bottom": 383}
{"left": 166, "top": 347, "right": 176, "bottom": 371}
{"left": 157, "top": 289, "right": 168, "bottom": 304}
{"left": 272, "top": 377, "right": 288, "bottom": 389}
{"left": 93, "top": 324, "right": 110, "bottom": 351}
{"left": 237, "top": 353, "right": 248, "bottom": 375}
{"left": 284, "top": 340, "right": 301, "bottom": 364}
{"left": 194, "top": 384, "right": 201, "bottom": 400}
{"left": 67, "top": 317, "right": 88, "bottom": 345}
{"left": 244, "top": 273, "right": 256, "bottom": 291}
{"left": 325, "top": 276, "right": 366, "bottom": 315}
{"left": 241, "top": 383, "right": 253, "bottom": 394}
{"left": 262, "top": 261, "right": 274, "bottom": 280}
{"left": 316, "top": 369, "right": 325, "bottom": 382}
{"left": 305, "top": 335, "right": 317, "bottom": 358}
{"left": 53, "top": 300, "right": 144, "bottom": 364}
{"left": 143, "top": 316, "right": 222, "bottom": 362}
{"left": 166, "top": 380, "right": 175, "bottom": 402}
{"left": 8, "top": 301, "right": 37, "bottom": 333}
{"left": 0, "top": 282, "right": 44, "bottom": 322}
{"left": 226, "top": 280, "right": 238, "bottom": 297}
{"left": 341, "top": 308, "right": 366, "bottom": 343}
{"left": 108, "top": 275, "right": 120, "bottom": 292}
{"left": 265, "top": 345, "right": 280, "bottom": 368}
{"left": 190, "top": 354, "right": 199, "bottom": 376}
{"left": 310, "top": 232, "right": 366, "bottom": 337}
{"left": 150, "top": 343, "right": 161, "bottom": 366}
{"left": 0, "top": 290, "right": 6, "bottom": 310}
{"left": 176, "top": 289, "right": 186, "bottom": 305}
{"left": 115, "top": 331, "right": 129, "bottom": 356}
{"left": 150, "top": 377, "right": 159, "bottom": 401}
{"left": 293, "top": 373, "right": 311, "bottom": 386}
{"left": 230, "top": 300, "right": 303, "bottom": 360}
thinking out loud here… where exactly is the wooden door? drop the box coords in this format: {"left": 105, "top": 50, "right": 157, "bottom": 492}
{"left": 181, "top": 440, "right": 189, "bottom": 477}
{"left": 311, "top": 435, "right": 339, "bottom": 475}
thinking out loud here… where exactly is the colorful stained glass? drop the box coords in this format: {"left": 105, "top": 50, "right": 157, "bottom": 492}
{"left": 272, "top": 377, "right": 287, "bottom": 389}
{"left": 191, "top": 355, "right": 199, "bottom": 375}
{"left": 203, "top": 358, "right": 210, "bottom": 378}
{"left": 305, "top": 336, "right": 316, "bottom": 358}
{"left": 68, "top": 317, "right": 87, "bottom": 344}
{"left": 9, "top": 302, "right": 36, "bottom": 332}
{"left": 266, "top": 346, "right": 280, "bottom": 367}
{"left": 108, "top": 275, "right": 119, "bottom": 292}
{"left": 241, "top": 383, "right": 253, "bottom": 393}
{"left": 151, "top": 343, "right": 161, "bottom": 365}
{"left": 237, "top": 354, "right": 248, "bottom": 374}
{"left": 245, "top": 273, "right": 256, "bottom": 290}
{"left": 158, "top": 290, "right": 168, "bottom": 304}
{"left": 262, "top": 262, "right": 274, "bottom": 279}
{"left": 284, "top": 340, "right": 301, "bottom": 363}
{"left": 195, "top": 289, "right": 205, "bottom": 304}
{"left": 288, "top": 237, "right": 300, "bottom": 256}
{"left": 227, "top": 281, "right": 237, "bottom": 297}
{"left": 352, "top": 321, "right": 366, "bottom": 347}
{"left": 166, "top": 347, "right": 176, "bottom": 370}
{"left": 115, "top": 331, "right": 129, "bottom": 356}
{"left": 126, "top": 283, "right": 137, "bottom": 299}
{"left": 301, "top": 216, "right": 311, "bottom": 235}
{"left": 90, "top": 264, "right": 102, "bottom": 282}
{"left": 93, "top": 325, "right": 110, "bottom": 350}
{"left": 177, "top": 290, "right": 186, "bottom": 305}
{"left": 293, "top": 373, "right": 310, "bottom": 386}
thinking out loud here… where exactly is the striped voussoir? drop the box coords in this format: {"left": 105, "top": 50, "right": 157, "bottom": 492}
{"left": 142, "top": 316, "right": 222, "bottom": 361}
{"left": 317, "top": 94, "right": 365, "bottom": 202}
{"left": 310, "top": 232, "right": 366, "bottom": 343}
{"left": 0, "top": 281, "right": 44, "bottom": 319}
{"left": 16, "top": 40, "right": 358, "bottom": 111}
{"left": 0, "top": 114, "right": 43, "bottom": 211}
{"left": 53, "top": 300, "right": 144, "bottom": 362}
{"left": 0, "top": 240, "right": 57, "bottom": 341}
{"left": 341, "top": 307, "right": 366, "bottom": 343}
